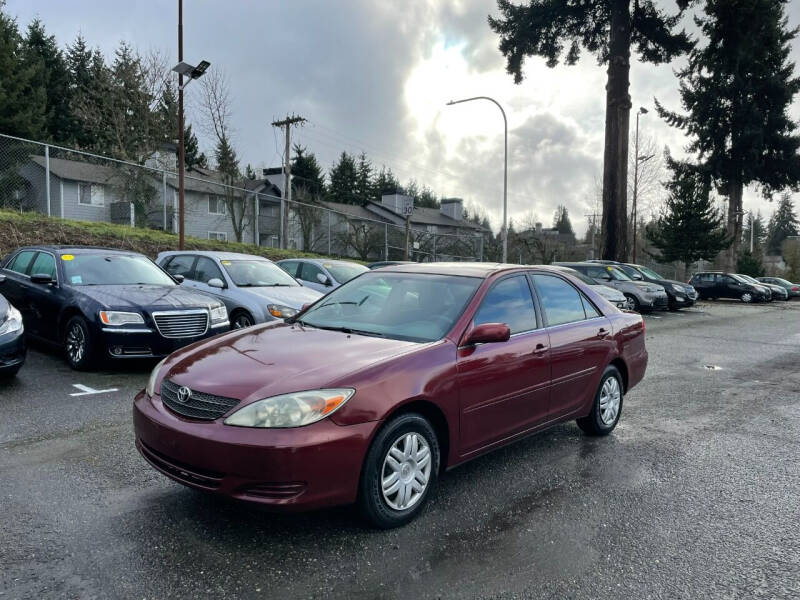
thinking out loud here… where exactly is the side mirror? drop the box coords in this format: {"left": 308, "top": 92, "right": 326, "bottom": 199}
{"left": 207, "top": 277, "right": 225, "bottom": 289}
{"left": 30, "top": 273, "right": 53, "bottom": 285}
{"left": 632, "top": 273, "right": 643, "bottom": 280}
{"left": 301, "top": 303, "right": 311, "bottom": 311}
{"left": 0, "top": 274, "right": 6, "bottom": 284}
{"left": 173, "top": 274, "right": 185, "bottom": 284}
{"left": 317, "top": 273, "right": 332, "bottom": 286}
{"left": 463, "top": 323, "right": 511, "bottom": 346}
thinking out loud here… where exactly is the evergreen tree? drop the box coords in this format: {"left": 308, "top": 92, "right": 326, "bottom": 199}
{"left": 373, "top": 166, "right": 400, "bottom": 201}
{"left": 490, "top": 0, "right": 693, "bottom": 261}
{"left": 647, "top": 157, "right": 730, "bottom": 270}
{"left": 552, "top": 205, "right": 574, "bottom": 235}
{"left": 354, "top": 152, "right": 373, "bottom": 204}
{"left": 22, "top": 19, "right": 71, "bottom": 143}
{"left": 291, "top": 145, "right": 325, "bottom": 197}
{"left": 741, "top": 211, "right": 767, "bottom": 256}
{"left": 0, "top": 4, "right": 46, "bottom": 137}
{"left": 416, "top": 186, "right": 438, "bottom": 209}
{"left": 736, "top": 250, "right": 764, "bottom": 277}
{"left": 183, "top": 124, "right": 207, "bottom": 170}
{"left": 766, "top": 194, "right": 800, "bottom": 255}
{"left": 656, "top": 0, "right": 800, "bottom": 269}
{"left": 328, "top": 152, "right": 358, "bottom": 204}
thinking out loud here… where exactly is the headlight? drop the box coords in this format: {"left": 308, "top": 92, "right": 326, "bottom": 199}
{"left": 99, "top": 311, "right": 144, "bottom": 326}
{"left": 209, "top": 305, "right": 228, "bottom": 322}
{"left": 0, "top": 305, "right": 23, "bottom": 336}
{"left": 146, "top": 357, "right": 167, "bottom": 397}
{"left": 267, "top": 304, "right": 298, "bottom": 319}
{"left": 224, "top": 388, "right": 355, "bottom": 428}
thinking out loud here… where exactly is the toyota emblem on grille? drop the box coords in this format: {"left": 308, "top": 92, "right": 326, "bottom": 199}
{"left": 177, "top": 386, "right": 192, "bottom": 404}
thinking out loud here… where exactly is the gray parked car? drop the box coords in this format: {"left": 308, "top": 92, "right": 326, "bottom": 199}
{"left": 554, "top": 262, "right": 668, "bottom": 312}
{"left": 757, "top": 276, "right": 800, "bottom": 298}
{"left": 276, "top": 258, "right": 369, "bottom": 293}
{"left": 550, "top": 265, "right": 632, "bottom": 310}
{"left": 157, "top": 251, "right": 323, "bottom": 328}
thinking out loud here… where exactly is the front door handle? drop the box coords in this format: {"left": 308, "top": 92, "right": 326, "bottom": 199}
{"left": 532, "top": 343, "right": 549, "bottom": 355}
{"left": 597, "top": 328, "right": 610, "bottom": 338}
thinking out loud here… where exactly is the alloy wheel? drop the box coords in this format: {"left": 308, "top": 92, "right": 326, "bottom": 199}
{"left": 741, "top": 292, "right": 753, "bottom": 303}
{"left": 598, "top": 376, "right": 621, "bottom": 425}
{"left": 66, "top": 323, "right": 86, "bottom": 364}
{"left": 233, "top": 314, "right": 253, "bottom": 329}
{"left": 381, "top": 432, "right": 431, "bottom": 511}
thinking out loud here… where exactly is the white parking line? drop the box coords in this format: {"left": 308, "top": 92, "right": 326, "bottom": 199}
{"left": 70, "top": 383, "right": 119, "bottom": 397}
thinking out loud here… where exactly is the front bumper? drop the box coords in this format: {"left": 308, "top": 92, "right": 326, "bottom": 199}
{"left": 133, "top": 389, "right": 375, "bottom": 510}
{"left": 0, "top": 327, "right": 26, "bottom": 373}
{"left": 101, "top": 321, "right": 229, "bottom": 358}
{"left": 641, "top": 291, "right": 669, "bottom": 310}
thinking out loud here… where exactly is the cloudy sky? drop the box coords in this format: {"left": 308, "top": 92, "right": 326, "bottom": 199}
{"left": 7, "top": 0, "right": 800, "bottom": 236}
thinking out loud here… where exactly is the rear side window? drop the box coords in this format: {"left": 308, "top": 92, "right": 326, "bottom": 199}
{"left": 6, "top": 250, "right": 35, "bottom": 275}
{"left": 533, "top": 274, "right": 588, "bottom": 326}
{"left": 473, "top": 275, "right": 537, "bottom": 334}
{"left": 30, "top": 252, "right": 56, "bottom": 279}
{"left": 164, "top": 255, "right": 196, "bottom": 278}
{"left": 300, "top": 262, "right": 325, "bottom": 282}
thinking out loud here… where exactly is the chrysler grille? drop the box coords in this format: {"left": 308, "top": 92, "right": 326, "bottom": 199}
{"left": 152, "top": 310, "right": 209, "bottom": 339}
{"left": 161, "top": 379, "right": 240, "bottom": 420}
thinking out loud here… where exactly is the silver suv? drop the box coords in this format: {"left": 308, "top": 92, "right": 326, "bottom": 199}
{"left": 554, "top": 262, "right": 668, "bottom": 312}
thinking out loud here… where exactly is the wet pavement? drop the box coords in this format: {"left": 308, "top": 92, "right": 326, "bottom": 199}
{"left": 1, "top": 300, "right": 799, "bottom": 599}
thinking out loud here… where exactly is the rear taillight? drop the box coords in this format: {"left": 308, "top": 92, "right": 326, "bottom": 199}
{"left": 793, "top": 286, "right": 799, "bottom": 292}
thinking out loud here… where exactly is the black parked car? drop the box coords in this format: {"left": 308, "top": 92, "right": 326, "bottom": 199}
{"left": 0, "top": 246, "right": 230, "bottom": 370}
{"left": 0, "top": 292, "right": 25, "bottom": 378}
{"left": 592, "top": 260, "right": 698, "bottom": 311}
{"left": 689, "top": 271, "right": 769, "bottom": 303}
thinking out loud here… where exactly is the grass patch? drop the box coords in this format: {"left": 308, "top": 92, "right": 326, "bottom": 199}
{"left": 0, "top": 210, "right": 346, "bottom": 262}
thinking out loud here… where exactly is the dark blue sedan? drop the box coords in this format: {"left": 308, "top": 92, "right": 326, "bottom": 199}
{"left": 0, "top": 246, "right": 229, "bottom": 370}
{"left": 0, "top": 292, "right": 25, "bottom": 378}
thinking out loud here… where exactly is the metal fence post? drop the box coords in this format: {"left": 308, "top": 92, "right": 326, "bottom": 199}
{"left": 129, "top": 202, "right": 135, "bottom": 227}
{"left": 162, "top": 171, "right": 167, "bottom": 230}
{"left": 280, "top": 198, "right": 285, "bottom": 249}
{"left": 254, "top": 193, "right": 260, "bottom": 246}
{"left": 385, "top": 224, "right": 389, "bottom": 260}
{"left": 44, "top": 144, "right": 51, "bottom": 216}
{"left": 327, "top": 210, "right": 331, "bottom": 255}
{"left": 433, "top": 234, "right": 436, "bottom": 262}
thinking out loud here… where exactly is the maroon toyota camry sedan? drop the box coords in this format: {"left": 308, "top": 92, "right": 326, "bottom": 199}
{"left": 134, "top": 263, "right": 647, "bottom": 527}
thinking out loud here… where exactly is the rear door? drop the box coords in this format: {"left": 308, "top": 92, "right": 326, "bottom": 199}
{"left": 457, "top": 274, "right": 551, "bottom": 455}
{"left": 0, "top": 250, "right": 37, "bottom": 322}
{"left": 531, "top": 273, "right": 614, "bottom": 419}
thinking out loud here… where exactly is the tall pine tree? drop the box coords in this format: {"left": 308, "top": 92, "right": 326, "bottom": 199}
{"left": 489, "top": 0, "right": 692, "bottom": 261}
{"left": 766, "top": 194, "right": 800, "bottom": 255}
{"left": 657, "top": 0, "right": 800, "bottom": 270}
{"left": 647, "top": 157, "right": 729, "bottom": 270}
{"left": 328, "top": 152, "right": 358, "bottom": 205}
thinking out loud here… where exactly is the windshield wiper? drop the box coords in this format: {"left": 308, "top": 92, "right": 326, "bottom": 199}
{"left": 300, "top": 323, "right": 384, "bottom": 337}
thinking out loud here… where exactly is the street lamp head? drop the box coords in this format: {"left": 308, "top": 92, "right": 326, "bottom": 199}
{"left": 639, "top": 107, "right": 649, "bottom": 114}
{"left": 172, "top": 60, "right": 211, "bottom": 80}
{"left": 191, "top": 60, "right": 210, "bottom": 79}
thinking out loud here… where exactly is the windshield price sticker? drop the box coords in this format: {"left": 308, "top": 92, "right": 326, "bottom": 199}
{"left": 61, "top": 254, "right": 74, "bottom": 261}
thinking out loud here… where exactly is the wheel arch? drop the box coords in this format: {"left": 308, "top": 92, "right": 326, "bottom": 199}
{"left": 609, "top": 357, "right": 629, "bottom": 393}
{"left": 375, "top": 399, "right": 451, "bottom": 474}
{"left": 58, "top": 306, "right": 88, "bottom": 339}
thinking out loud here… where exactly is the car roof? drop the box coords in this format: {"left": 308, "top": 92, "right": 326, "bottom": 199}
{"left": 158, "top": 250, "right": 271, "bottom": 262}
{"left": 12, "top": 245, "right": 143, "bottom": 256}
{"left": 376, "top": 262, "right": 568, "bottom": 278}
{"left": 277, "top": 258, "right": 364, "bottom": 267}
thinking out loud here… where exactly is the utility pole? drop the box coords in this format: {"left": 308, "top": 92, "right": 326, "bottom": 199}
{"left": 271, "top": 115, "right": 306, "bottom": 249}
{"left": 177, "top": 0, "right": 184, "bottom": 249}
{"left": 632, "top": 107, "right": 653, "bottom": 263}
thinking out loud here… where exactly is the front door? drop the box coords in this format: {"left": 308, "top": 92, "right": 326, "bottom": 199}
{"left": 457, "top": 274, "right": 551, "bottom": 455}
{"left": 531, "top": 273, "right": 614, "bottom": 418}
{"left": 24, "top": 251, "right": 62, "bottom": 341}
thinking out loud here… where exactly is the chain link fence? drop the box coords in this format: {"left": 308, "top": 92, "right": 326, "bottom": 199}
{"left": 0, "top": 133, "right": 485, "bottom": 262}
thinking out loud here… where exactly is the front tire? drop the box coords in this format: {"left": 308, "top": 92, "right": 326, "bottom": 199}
{"left": 358, "top": 413, "right": 440, "bottom": 529}
{"left": 741, "top": 292, "right": 753, "bottom": 303}
{"left": 64, "top": 315, "right": 95, "bottom": 370}
{"left": 624, "top": 294, "right": 640, "bottom": 312}
{"left": 231, "top": 310, "right": 254, "bottom": 329}
{"left": 577, "top": 366, "right": 623, "bottom": 436}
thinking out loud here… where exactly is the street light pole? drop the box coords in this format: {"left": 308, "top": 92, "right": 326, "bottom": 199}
{"left": 631, "top": 106, "right": 650, "bottom": 263}
{"left": 447, "top": 96, "right": 508, "bottom": 263}
{"left": 177, "top": 0, "right": 184, "bottom": 249}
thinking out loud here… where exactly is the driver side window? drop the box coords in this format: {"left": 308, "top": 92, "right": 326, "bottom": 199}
{"left": 473, "top": 275, "right": 537, "bottom": 334}
{"left": 301, "top": 262, "right": 325, "bottom": 283}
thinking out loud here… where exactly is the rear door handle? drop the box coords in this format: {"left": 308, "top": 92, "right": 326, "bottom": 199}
{"left": 597, "top": 328, "right": 610, "bottom": 338}
{"left": 532, "top": 343, "right": 549, "bottom": 355}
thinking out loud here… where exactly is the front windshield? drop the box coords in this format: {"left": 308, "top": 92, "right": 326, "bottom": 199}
{"left": 559, "top": 268, "right": 598, "bottom": 286}
{"left": 637, "top": 266, "right": 664, "bottom": 280}
{"left": 298, "top": 272, "right": 481, "bottom": 342}
{"left": 222, "top": 260, "right": 299, "bottom": 287}
{"left": 326, "top": 262, "right": 369, "bottom": 283}
{"left": 63, "top": 254, "right": 175, "bottom": 286}
{"left": 618, "top": 265, "right": 643, "bottom": 280}
{"left": 732, "top": 274, "right": 754, "bottom": 284}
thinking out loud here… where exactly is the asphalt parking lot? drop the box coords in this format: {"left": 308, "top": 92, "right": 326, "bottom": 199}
{"left": 2, "top": 300, "right": 800, "bottom": 599}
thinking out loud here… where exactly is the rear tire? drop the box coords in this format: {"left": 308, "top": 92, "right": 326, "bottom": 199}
{"left": 64, "top": 315, "right": 95, "bottom": 370}
{"left": 358, "top": 413, "right": 439, "bottom": 529}
{"left": 577, "top": 366, "right": 623, "bottom": 436}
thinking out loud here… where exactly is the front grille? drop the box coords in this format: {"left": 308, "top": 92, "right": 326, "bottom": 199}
{"left": 152, "top": 310, "right": 208, "bottom": 339}
{"left": 654, "top": 295, "right": 669, "bottom": 307}
{"left": 161, "top": 379, "right": 240, "bottom": 420}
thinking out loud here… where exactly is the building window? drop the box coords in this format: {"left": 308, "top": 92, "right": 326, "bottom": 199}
{"left": 208, "top": 231, "right": 228, "bottom": 242}
{"left": 427, "top": 225, "right": 438, "bottom": 233}
{"left": 262, "top": 204, "right": 279, "bottom": 218}
{"left": 269, "top": 235, "right": 279, "bottom": 248}
{"left": 79, "top": 183, "right": 104, "bottom": 206}
{"left": 208, "top": 194, "right": 226, "bottom": 215}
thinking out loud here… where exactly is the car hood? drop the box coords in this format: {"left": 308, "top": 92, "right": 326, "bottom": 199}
{"left": 74, "top": 284, "right": 221, "bottom": 310}
{"left": 163, "top": 322, "right": 423, "bottom": 403}
{"left": 631, "top": 281, "right": 664, "bottom": 292}
{"left": 594, "top": 284, "right": 625, "bottom": 301}
{"left": 239, "top": 285, "right": 322, "bottom": 308}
